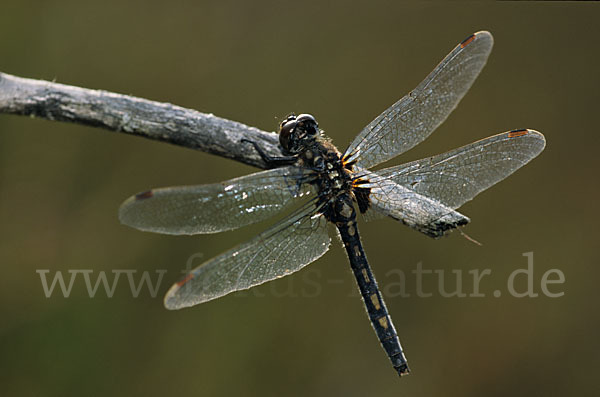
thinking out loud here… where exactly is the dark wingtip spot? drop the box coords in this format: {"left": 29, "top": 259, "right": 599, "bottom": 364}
{"left": 426, "top": 216, "right": 471, "bottom": 238}
{"left": 460, "top": 33, "right": 476, "bottom": 48}
{"left": 176, "top": 273, "right": 194, "bottom": 287}
{"left": 508, "top": 129, "right": 529, "bottom": 138}
{"left": 135, "top": 190, "right": 154, "bottom": 200}
{"left": 457, "top": 217, "right": 470, "bottom": 227}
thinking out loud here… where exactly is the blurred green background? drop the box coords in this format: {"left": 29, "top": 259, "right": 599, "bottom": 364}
{"left": 1, "top": 1, "right": 598, "bottom": 396}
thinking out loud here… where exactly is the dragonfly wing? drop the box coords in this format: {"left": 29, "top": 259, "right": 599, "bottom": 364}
{"left": 164, "top": 201, "right": 330, "bottom": 309}
{"left": 344, "top": 31, "right": 493, "bottom": 169}
{"left": 119, "top": 166, "right": 315, "bottom": 235}
{"left": 358, "top": 169, "right": 470, "bottom": 238}
{"left": 365, "top": 129, "right": 546, "bottom": 210}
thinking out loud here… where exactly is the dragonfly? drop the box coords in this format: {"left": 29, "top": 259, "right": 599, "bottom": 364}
{"left": 118, "top": 31, "right": 545, "bottom": 376}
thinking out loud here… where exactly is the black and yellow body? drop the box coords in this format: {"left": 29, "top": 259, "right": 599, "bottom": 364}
{"left": 245, "top": 113, "right": 409, "bottom": 376}
{"left": 329, "top": 194, "right": 410, "bottom": 376}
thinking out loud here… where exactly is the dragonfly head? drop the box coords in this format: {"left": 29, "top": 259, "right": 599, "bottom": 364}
{"left": 279, "top": 113, "right": 319, "bottom": 154}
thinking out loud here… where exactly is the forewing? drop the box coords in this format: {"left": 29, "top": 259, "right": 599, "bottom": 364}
{"left": 164, "top": 201, "right": 330, "bottom": 309}
{"left": 119, "top": 166, "right": 315, "bottom": 235}
{"left": 366, "top": 129, "right": 546, "bottom": 210}
{"left": 344, "top": 31, "right": 493, "bottom": 169}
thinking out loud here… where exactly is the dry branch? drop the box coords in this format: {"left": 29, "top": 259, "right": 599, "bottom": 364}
{"left": 0, "top": 71, "right": 282, "bottom": 169}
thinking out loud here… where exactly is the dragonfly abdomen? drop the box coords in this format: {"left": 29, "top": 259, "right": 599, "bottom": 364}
{"left": 328, "top": 194, "right": 410, "bottom": 376}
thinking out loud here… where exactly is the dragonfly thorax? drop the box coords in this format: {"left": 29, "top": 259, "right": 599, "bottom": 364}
{"left": 279, "top": 113, "right": 354, "bottom": 197}
{"left": 295, "top": 133, "right": 356, "bottom": 217}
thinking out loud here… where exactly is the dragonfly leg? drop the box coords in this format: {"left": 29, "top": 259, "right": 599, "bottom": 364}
{"left": 241, "top": 139, "right": 298, "bottom": 167}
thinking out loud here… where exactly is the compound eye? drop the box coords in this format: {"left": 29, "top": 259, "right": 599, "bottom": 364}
{"left": 280, "top": 113, "right": 297, "bottom": 129}
{"left": 280, "top": 119, "right": 297, "bottom": 136}
{"left": 296, "top": 113, "right": 317, "bottom": 125}
{"left": 279, "top": 119, "right": 297, "bottom": 151}
{"left": 295, "top": 113, "right": 318, "bottom": 136}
